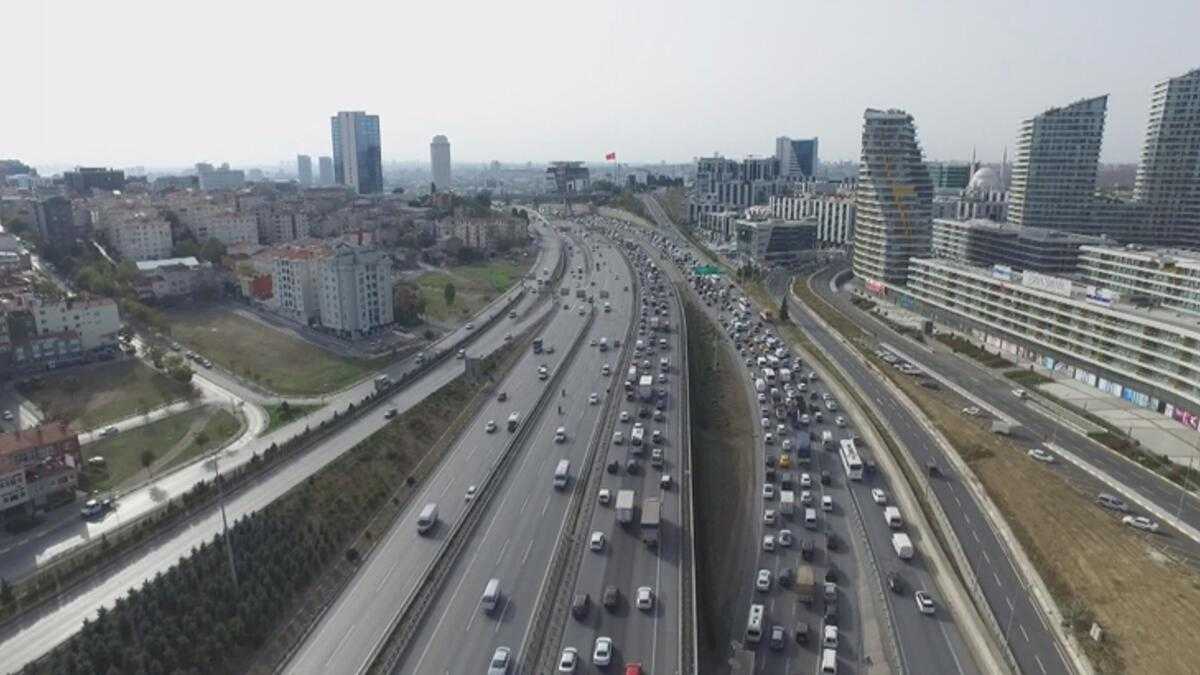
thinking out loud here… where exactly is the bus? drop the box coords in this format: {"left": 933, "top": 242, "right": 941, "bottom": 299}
{"left": 745, "top": 603, "right": 765, "bottom": 643}
{"left": 839, "top": 439, "right": 864, "bottom": 481}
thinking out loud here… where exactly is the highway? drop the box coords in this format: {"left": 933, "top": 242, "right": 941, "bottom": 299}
{"left": 388, "top": 227, "right": 637, "bottom": 675}
{"left": 0, "top": 225, "right": 565, "bottom": 673}
{"left": 809, "top": 265, "right": 1200, "bottom": 562}
{"left": 758, "top": 268, "right": 1073, "bottom": 675}
{"left": 629, "top": 214, "right": 978, "bottom": 675}
{"left": 547, "top": 229, "right": 684, "bottom": 675}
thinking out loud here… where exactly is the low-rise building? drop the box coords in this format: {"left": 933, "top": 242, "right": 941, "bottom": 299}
{"left": 735, "top": 213, "right": 819, "bottom": 268}
{"left": 134, "top": 256, "right": 220, "bottom": 302}
{"left": 1079, "top": 245, "right": 1200, "bottom": 318}
{"left": 0, "top": 422, "right": 81, "bottom": 518}
{"left": 196, "top": 163, "right": 245, "bottom": 192}
{"left": 931, "top": 218, "right": 1106, "bottom": 274}
{"left": 768, "top": 190, "right": 855, "bottom": 246}
{"left": 903, "top": 258, "right": 1200, "bottom": 430}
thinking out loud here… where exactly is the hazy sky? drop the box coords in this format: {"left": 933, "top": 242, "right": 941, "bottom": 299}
{"left": 5, "top": 0, "right": 1198, "bottom": 171}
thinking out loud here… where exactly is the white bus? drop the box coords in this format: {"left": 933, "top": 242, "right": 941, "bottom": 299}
{"left": 838, "top": 438, "right": 864, "bottom": 481}
{"left": 745, "top": 603, "right": 765, "bottom": 643}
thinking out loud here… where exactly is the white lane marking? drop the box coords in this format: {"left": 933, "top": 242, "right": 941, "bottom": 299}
{"left": 541, "top": 493, "right": 552, "bottom": 517}
{"left": 325, "top": 626, "right": 356, "bottom": 668}
{"left": 993, "top": 571, "right": 1003, "bottom": 587}
{"left": 938, "top": 621, "right": 968, "bottom": 675}
{"left": 1020, "top": 623, "right": 1030, "bottom": 643}
{"left": 376, "top": 564, "right": 397, "bottom": 593}
{"left": 1035, "top": 654, "right": 1048, "bottom": 675}
{"left": 495, "top": 540, "right": 510, "bottom": 565}
{"left": 981, "top": 549, "right": 991, "bottom": 566}
{"left": 520, "top": 492, "right": 532, "bottom": 515}
{"left": 521, "top": 538, "right": 536, "bottom": 567}
{"left": 972, "top": 529, "right": 981, "bottom": 543}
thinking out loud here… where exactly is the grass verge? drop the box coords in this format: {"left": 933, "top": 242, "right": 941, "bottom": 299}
{"left": 417, "top": 256, "right": 534, "bottom": 323}
{"left": 167, "top": 307, "right": 385, "bottom": 396}
{"left": 793, "top": 277, "right": 1200, "bottom": 675}
{"left": 935, "top": 333, "right": 1014, "bottom": 368}
{"left": 1004, "top": 369, "right": 1053, "bottom": 387}
{"left": 263, "top": 402, "right": 323, "bottom": 435}
{"left": 16, "top": 360, "right": 194, "bottom": 430}
{"left": 80, "top": 406, "right": 241, "bottom": 493}
{"left": 684, "top": 295, "right": 755, "bottom": 673}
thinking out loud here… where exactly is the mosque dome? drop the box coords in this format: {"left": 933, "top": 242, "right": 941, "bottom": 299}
{"left": 967, "top": 166, "right": 1002, "bottom": 192}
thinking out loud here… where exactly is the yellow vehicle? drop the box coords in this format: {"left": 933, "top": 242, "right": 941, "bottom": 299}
{"left": 779, "top": 454, "right": 792, "bottom": 469}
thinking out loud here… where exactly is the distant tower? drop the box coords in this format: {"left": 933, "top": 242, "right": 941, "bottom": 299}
{"left": 1008, "top": 95, "right": 1107, "bottom": 232}
{"left": 318, "top": 156, "right": 334, "bottom": 186}
{"left": 852, "top": 108, "right": 933, "bottom": 286}
{"left": 296, "top": 154, "right": 313, "bottom": 186}
{"left": 330, "top": 111, "right": 383, "bottom": 194}
{"left": 774, "top": 136, "right": 819, "bottom": 179}
{"left": 430, "top": 135, "right": 452, "bottom": 191}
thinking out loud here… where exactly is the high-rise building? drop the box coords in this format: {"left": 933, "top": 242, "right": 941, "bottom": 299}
{"left": 775, "top": 137, "right": 819, "bottom": 179}
{"left": 317, "top": 243, "right": 394, "bottom": 336}
{"left": 1008, "top": 95, "right": 1107, "bottom": 233}
{"left": 852, "top": 109, "right": 933, "bottom": 286}
{"left": 297, "top": 154, "right": 313, "bottom": 187}
{"left": 330, "top": 111, "right": 383, "bottom": 194}
{"left": 927, "top": 162, "right": 971, "bottom": 190}
{"left": 430, "top": 135, "right": 452, "bottom": 191}
{"left": 1134, "top": 68, "right": 1200, "bottom": 248}
{"left": 318, "top": 156, "right": 334, "bottom": 186}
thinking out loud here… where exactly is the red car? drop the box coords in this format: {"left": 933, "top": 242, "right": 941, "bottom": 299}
{"left": 625, "top": 664, "right": 643, "bottom": 675}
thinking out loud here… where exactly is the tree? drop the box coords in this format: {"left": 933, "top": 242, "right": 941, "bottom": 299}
{"left": 200, "top": 237, "right": 227, "bottom": 263}
{"left": 779, "top": 296, "right": 789, "bottom": 322}
{"left": 140, "top": 449, "right": 156, "bottom": 476}
{"left": 443, "top": 281, "right": 457, "bottom": 306}
{"left": 147, "top": 345, "right": 166, "bottom": 369}
{"left": 0, "top": 576, "right": 13, "bottom": 607}
{"left": 393, "top": 283, "right": 426, "bottom": 326}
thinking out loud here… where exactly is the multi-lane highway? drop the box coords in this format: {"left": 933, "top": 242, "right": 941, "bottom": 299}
{"left": 0, "top": 224, "right": 565, "bottom": 674}
{"left": 367, "top": 225, "right": 635, "bottom": 675}
{"left": 629, "top": 217, "right": 979, "bottom": 675}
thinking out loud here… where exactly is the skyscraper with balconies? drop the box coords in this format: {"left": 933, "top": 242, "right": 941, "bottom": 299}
{"left": 330, "top": 111, "right": 383, "bottom": 194}
{"left": 1134, "top": 68, "right": 1200, "bottom": 248}
{"left": 852, "top": 109, "right": 933, "bottom": 286}
{"left": 1007, "top": 95, "right": 1107, "bottom": 233}
{"left": 430, "top": 135, "right": 452, "bottom": 191}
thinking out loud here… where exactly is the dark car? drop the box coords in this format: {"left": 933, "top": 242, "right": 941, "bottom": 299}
{"left": 765, "top": 468, "right": 777, "bottom": 482}
{"left": 800, "top": 538, "right": 815, "bottom": 561}
{"left": 497, "top": 391, "right": 508, "bottom": 402}
{"left": 887, "top": 572, "right": 904, "bottom": 594}
{"left": 795, "top": 622, "right": 810, "bottom": 645}
{"left": 820, "top": 470, "right": 831, "bottom": 486}
{"left": 607, "top": 460, "right": 620, "bottom": 475}
{"left": 824, "top": 603, "right": 838, "bottom": 625}
{"left": 826, "top": 533, "right": 840, "bottom": 552}
{"left": 927, "top": 461, "right": 942, "bottom": 477}
{"left": 603, "top": 586, "right": 621, "bottom": 610}
{"left": 626, "top": 459, "right": 640, "bottom": 474}
{"left": 572, "top": 593, "right": 591, "bottom": 619}
{"left": 765, "top": 455, "right": 776, "bottom": 468}
{"left": 825, "top": 565, "right": 839, "bottom": 583}
{"left": 639, "top": 407, "right": 651, "bottom": 419}
{"left": 778, "top": 567, "right": 794, "bottom": 588}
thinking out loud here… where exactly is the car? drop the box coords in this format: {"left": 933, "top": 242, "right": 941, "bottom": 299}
{"left": 765, "top": 455, "right": 776, "bottom": 468}
{"left": 962, "top": 406, "right": 982, "bottom": 417}
{"left": 558, "top": 647, "right": 579, "bottom": 673}
{"left": 638, "top": 407, "right": 651, "bottom": 419}
{"left": 800, "top": 472, "right": 812, "bottom": 488}
{"left": 778, "top": 529, "right": 793, "bottom": 547}
{"left": 488, "top": 646, "right": 511, "bottom": 675}
{"left": 1096, "top": 493, "right": 1129, "bottom": 512}
{"left": 485, "top": 420, "right": 497, "bottom": 433}
{"left": 619, "top": 410, "right": 631, "bottom": 423}
{"left": 763, "top": 483, "right": 775, "bottom": 500}
{"left": 590, "top": 338, "right": 598, "bottom": 346}
{"left": 636, "top": 586, "right": 654, "bottom": 610}
{"left": 835, "top": 416, "right": 846, "bottom": 427}
{"left": 653, "top": 409, "right": 665, "bottom": 421}
{"left": 538, "top": 365, "right": 550, "bottom": 380}
{"left": 761, "top": 417, "right": 770, "bottom": 429}
{"left": 778, "top": 567, "right": 795, "bottom": 588}
{"left": 820, "top": 470, "right": 831, "bottom": 486}
{"left": 660, "top": 474, "right": 672, "bottom": 489}
{"left": 100, "top": 427, "right": 119, "bottom": 437}
{"left": 384, "top": 407, "right": 398, "bottom": 419}
{"left": 887, "top": 572, "right": 904, "bottom": 594}
{"left": 1123, "top": 515, "right": 1160, "bottom": 533}
{"left": 800, "top": 490, "right": 813, "bottom": 506}
{"left": 545, "top": 345, "right": 555, "bottom": 354}
{"left": 466, "top": 322, "right": 475, "bottom": 330}
{"left": 763, "top": 509, "right": 777, "bottom": 526}
{"left": 1, "top": 410, "right": 12, "bottom": 421}
{"left": 915, "top": 590, "right": 936, "bottom": 615}
{"left": 821, "top": 495, "right": 833, "bottom": 512}
{"left": 607, "top": 460, "right": 620, "bottom": 474}
{"left": 572, "top": 592, "right": 591, "bottom": 619}
{"left": 80, "top": 499, "right": 106, "bottom": 518}
{"left": 794, "top": 622, "right": 810, "bottom": 645}
{"left": 800, "top": 538, "right": 815, "bottom": 561}
{"left": 769, "top": 625, "right": 786, "bottom": 650}
{"left": 603, "top": 585, "right": 621, "bottom": 609}
{"left": 764, "top": 432, "right": 775, "bottom": 445}
{"left": 1027, "top": 448, "right": 1056, "bottom": 463}
{"left": 590, "top": 531, "right": 606, "bottom": 551}
{"left": 756, "top": 569, "right": 772, "bottom": 592}
{"left": 457, "top": 349, "right": 466, "bottom": 360}
{"left": 593, "top": 636, "right": 614, "bottom": 666}
{"left": 200, "top": 358, "right": 213, "bottom": 368}
{"left": 599, "top": 488, "right": 612, "bottom": 505}
{"left": 497, "top": 391, "right": 508, "bottom": 402}
{"left": 612, "top": 431, "right": 624, "bottom": 445}
{"left": 589, "top": 392, "right": 599, "bottom": 405}
{"left": 624, "top": 664, "right": 643, "bottom": 675}
{"left": 762, "top": 535, "right": 776, "bottom": 552}
{"left": 465, "top": 485, "right": 477, "bottom": 501}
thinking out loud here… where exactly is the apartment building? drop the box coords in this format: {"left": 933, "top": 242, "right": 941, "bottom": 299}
{"left": 317, "top": 243, "right": 394, "bottom": 336}
{"left": 931, "top": 218, "right": 1105, "bottom": 274}
{"left": 196, "top": 163, "right": 246, "bottom": 192}
{"left": 689, "top": 155, "right": 786, "bottom": 226}
{"left": 852, "top": 108, "right": 934, "bottom": 286}
{"left": 769, "top": 189, "right": 855, "bottom": 246}
{"left": 92, "top": 201, "right": 173, "bottom": 261}
{"left": 1079, "top": 245, "right": 1200, "bottom": 317}
{"left": 904, "top": 257, "right": 1200, "bottom": 430}
{"left": 134, "top": 257, "right": 219, "bottom": 302}
{"left": 0, "top": 294, "right": 120, "bottom": 371}
{"left": 0, "top": 422, "right": 81, "bottom": 518}
{"left": 272, "top": 244, "right": 325, "bottom": 324}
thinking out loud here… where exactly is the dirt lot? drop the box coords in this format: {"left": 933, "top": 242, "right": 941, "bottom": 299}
{"left": 684, "top": 296, "right": 756, "bottom": 672}
{"left": 794, "top": 279, "right": 1200, "bottom": 675}
{"left": 17, "top": 360, "right": 193, "bottom": 430}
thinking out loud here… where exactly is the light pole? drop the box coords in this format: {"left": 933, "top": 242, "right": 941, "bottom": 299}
{"left": 214, "top": 454, "right": 239, "bottom": 591}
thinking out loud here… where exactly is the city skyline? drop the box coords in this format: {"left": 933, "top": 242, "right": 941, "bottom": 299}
{"left": 5, "top": 1, "right": 1199, "bottom": 169}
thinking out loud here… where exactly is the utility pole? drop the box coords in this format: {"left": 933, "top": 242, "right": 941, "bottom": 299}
{"left": 214, "top": 455, "right": 239, "bottom": 591}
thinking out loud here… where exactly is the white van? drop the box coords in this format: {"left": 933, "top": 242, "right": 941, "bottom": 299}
{"left": 417, "top": 503, "right": 438, "bottom": 534}
{"left": 823, "top": 624, "right": 839, "bottom": 648}
{"left": 745, "top": 603, "right": 765, "bottom": 643}
{"left": 804, "top": 508, "right": 817, "bottom": 529}
{"left": 821, "top": 648, "right": 838, "bottom": 674}
{"left": 481, "top": 578, "right": 501, "bottom": 615}
{"left": 554, "top": 459, "right": 571, "bottom": 489}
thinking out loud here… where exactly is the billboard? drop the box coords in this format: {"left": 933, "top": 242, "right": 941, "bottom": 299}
{"left": 1021, "top": 270, "right": 1073, "bottom": 297}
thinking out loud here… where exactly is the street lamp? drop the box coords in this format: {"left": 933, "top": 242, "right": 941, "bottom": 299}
{"left": 213, "top": 454, "right": 239, "bottom": 591}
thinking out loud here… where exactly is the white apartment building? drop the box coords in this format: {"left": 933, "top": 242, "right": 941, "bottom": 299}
{"left": 257, "top": 209, "right": 309, "bottom": 244}
{"left": 272, "top": 246, "right": 324, "bottom": 323}
{"left": 102, "top": 211, "right": 174, "bottom": 261}
{"left": 177, "top": 205, "right": 258, "bottom": 248}
{"left": 27, "top": 295, "right": 121, "bottom": 351}
{"left": 1079, "top": 245, "right": 1200, "bottom": 317}
{"left": 317, "top": 244, "right": 394, "bottom": 336}
{"left": 904, "top": 257, "right": 1200, "bottom": 430}
{"left": 769, "top": 193, "right": 855, "bottom": 245}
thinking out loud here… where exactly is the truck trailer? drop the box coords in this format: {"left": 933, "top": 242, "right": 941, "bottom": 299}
{"left": 641, "top": 497, "right": 661, "bottom": 547}
{"left": 616, "top": 490, "right": 637, "bottom": 526}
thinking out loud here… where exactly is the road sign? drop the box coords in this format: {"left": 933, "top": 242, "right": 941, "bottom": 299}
{"left": 694, "top": 265, "right": 722, "bottom": 276}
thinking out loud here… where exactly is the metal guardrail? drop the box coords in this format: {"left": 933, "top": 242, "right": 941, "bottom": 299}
{"left": 366, "top": 273, "right": 594, "bottom": 675}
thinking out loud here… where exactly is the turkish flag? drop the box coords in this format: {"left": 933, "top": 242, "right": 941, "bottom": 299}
{"left": 605, "top": 152, "right": 616, "bottom": 161}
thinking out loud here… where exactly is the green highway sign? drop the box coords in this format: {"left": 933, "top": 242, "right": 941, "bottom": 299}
{"left": 693, "top": 265, "right": 722, "bottom": 276}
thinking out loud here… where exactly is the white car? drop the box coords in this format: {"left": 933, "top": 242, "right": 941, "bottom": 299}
{"left": 821, "top": 495, "right": 834, "bottom": 512}
{"left": 778, "top": 529, "right": 793, "bottom": 547}
{"left": 1012, "top": 388, "right": 1028, "bottom": 399}
{"left": 612, "top": 431, "right": 624, "bottom": 445}
{"left": 835, "top": 416, "right": 846, "bottom": 427}
{"left": 636, "top": 586, "right": 654, "bottom": 610}
{"left": 962, "top": 406, "right": 982, "bottom": 417}
{"left": 757, "top": 392, "right": 767, "bottom": 403}
{"left": 558, "top": 647, "right": 578, "bottom": 673}
{"left": 762, "top": 534, "right": 776, "bottom": 552}
{"left": 592, "top": 637, "right": 613, "bottom": 666}
{"left": 488, "top": 646, "right": 511, "bottom": 675}
{"left": 871, "top": 488, "right": 887, "bottom": 505}
{"left": 1027, "top": 448, "right": 1055, "bottom": 463}
{"left": 763, "top": 483, "right": 775, "bottom": 500}
{"left": 915, "top": 590, "right": 936, "bottom": 615}
{"left": 800, "top": 473, "right": 812, "bottom": 488}
{"left": 1122, "top": 515, "right": 1160, "bottom": 533}
{"left": 485, "top": 420, "right": 497, "bottom": 433}
{"left": 466, "top": 323, "right": 475, "bottom": 330}
{"left": 589, "top": 392, "right": 599, "bottom": 405}
{"left": 660, "top": 474, "right": 672, "bottom": 489}
{"left": 763, "top": 509, "right": 777, "bottom": 526}
{"left": 755, "top": 569, "right": 771, "bottom": 592}
{"left": 601, "top": 363, "right": 611, "bottom": 375}
{"left": 598, "top": 488, "right": 612, "bottom": 505}
{"left": 761, "top": 417, "right": 770, "bottom": 429}
{"left": 589, "top": 531, "right": 606, "bottom": 551}
{"left": 620, "top": 411, "right": 631, "bottom": 423}
{"left": 465, "top": 485, "right": 477, "bottom": 501}
{"left": 800, "top": 490, "right": 813, "bottom": 506}
{"left": 764, "top": 433, "right": 775, "bottom": 445}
